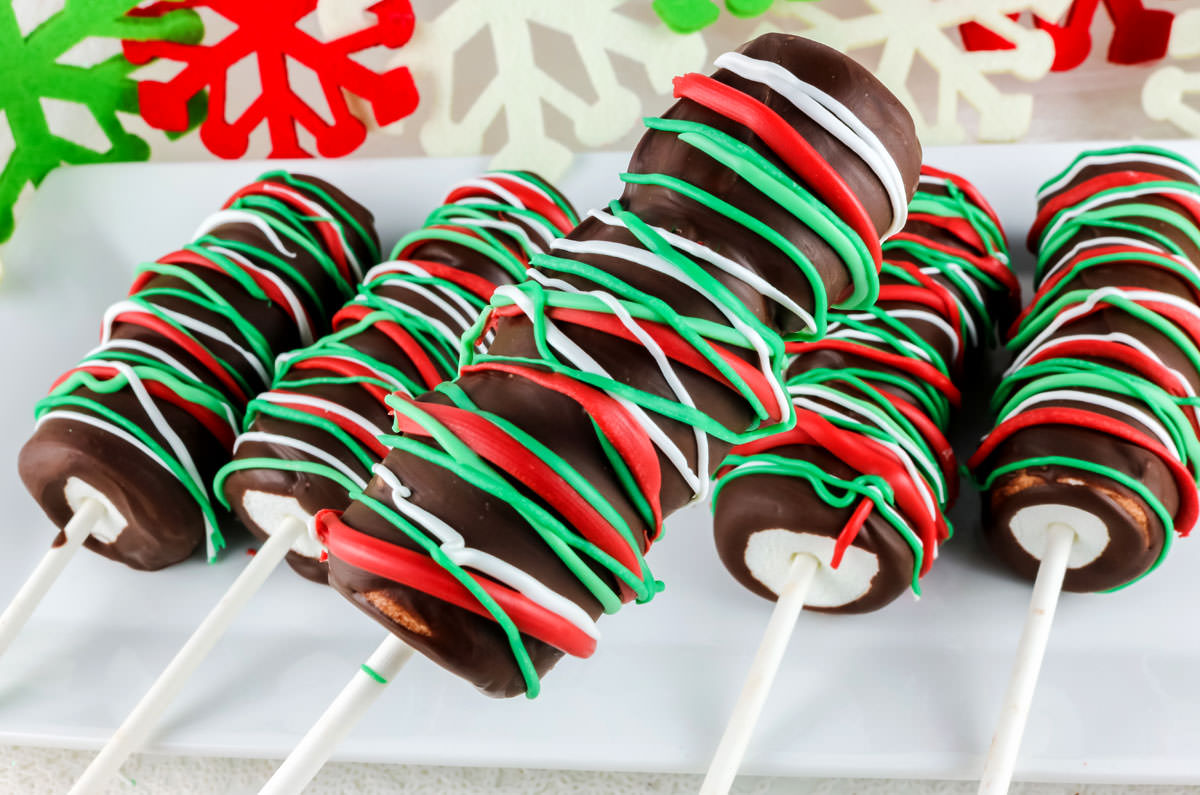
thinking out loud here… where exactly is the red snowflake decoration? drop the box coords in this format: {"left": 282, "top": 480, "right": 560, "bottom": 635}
{"left": 960, "top": 0, "right": 1174, "bottom": 72}
{"left": 124, "top": 0, "right": 419, "bottom": 158}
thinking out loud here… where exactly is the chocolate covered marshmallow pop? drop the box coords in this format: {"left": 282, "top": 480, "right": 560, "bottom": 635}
{"left": 970, "top": 145, "right": 1200, "bottom": 794}
{"left": 701, "top": 166, "right": 1017, "bottom": 794}
{"left": 258, "top": 32, "right": 922, "bottom": 795}
{"left": 216, "top": 171, "right": 578, "bottom": 583}
{"left": 67, "top": 173, "right": 579, "bottom": 795}
{"left": 1, "top": 174, "right": 378, "bottom": 656}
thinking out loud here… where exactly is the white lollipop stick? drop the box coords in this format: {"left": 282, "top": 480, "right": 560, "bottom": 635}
{"left": 700, "top": 553, "right": 820, "bottom": 795}
{"left": 0, "top": 498, "right": 105, "bottom": 658}
{"left": 978, "top": 522, "right": 1076, "bottom": 795}
{"left": 67, "top": 516, "right": 307, "bottom": 795}
{"left": 259, "top": 633, "right": 413, "bottom": 795}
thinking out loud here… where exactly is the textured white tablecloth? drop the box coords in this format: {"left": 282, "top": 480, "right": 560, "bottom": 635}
{"left": 0, "top": 746, "right": 1193, "bottom": 795}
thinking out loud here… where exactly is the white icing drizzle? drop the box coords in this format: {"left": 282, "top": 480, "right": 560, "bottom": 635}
{"left": 838, "top": 308, "right": 960, "bottom": 363}
{"left": 52, "top": 360, "right": 220, "bottom": 558}
{"left": 493, "top": 279, "right": 708, "bottom": 500}
{"left": 825, "top": 324, "right": 932, "bottom": 365}
{"left": 789, "top": 384, "right": 946, "bottom": 506}
{"left": 454, "top": 198, "right": 561, "bottom": 249}
{"left": 528, "top": 268, "right": 711, "bottom": 500}
{"left": 83, "top": 346, "right": 241, "bottom": 435}
{"left": 1039, "top": 235, "right": 1174, "bottom": 284}
{"left": 192, "top": 209, "right": 297, "bottom": 258}
{"left": 713, "top": 50, "right": 909, "bottom": 237}
{"left": 1007, "top": 330, "right": 1198, "bottom": 400}
{"left": 906, "top": 262, "right": 981, "bottom": 347}
{"left": 273, "top": 351, "right": 404, "bottom": 392}
{"left": 1000, "top": 388, "right": 1182, "bottom": 460}
{"left": 234, "top": 431, "right": 368, "bottom": 490}
{"left": 587, "top": 208, "right": 815, "bottom": 331}
{"left": 1037, "top": 151, "right": 1200, "bottom": 201}
{"left": 362, "top": 282, "right": 475, "bottom": 347}
{"left": 258, "top": 181, "right": 365, "bottom": 280}
{"left": 370, "top": 464, "right": 601, "bottom": 640}
{"left": 91, "top": 339, "right": 206, "bottom": 397}
{"left": 35, "top": 410, "right": 173, "bottom": 479}
{"left": 451, "top": 215, "right": 552, "bottom": 255}
{"left": 551, "top": 233, "right": 787, "bottom": 426}
{"left": 1011, "top": 287, "right": 1200, "bottom": 373}
{"left": 256, "top": 392, "right": 390, "bottom": 441}
{"left": 914, "top": 175, "right": 1010, "bottom": 266}
{"left": 1040, "top": 183, "right": 1200, "bottom": 246}
{"left": 206, "top": 243, "right": 316, "bottom": 345}
{"left": 154, "top": 306, "right": 272, "bottom": 388}
{"left": 488, "top": 171, "right": 556, "bottom": 205}
{"left": 101, "top": 299, "right": 271, "bottom": 389}
{"left": 921, "top": 266, "right": 981, "bottom": 347}
{"left": 449, "top": 177, "right": 528, "bottom": 212}
{"left": 385, "top": 262, "right": 490, "bottom": 325}
{"left": 788, "top": 391, "right": 940, "bottom": 521}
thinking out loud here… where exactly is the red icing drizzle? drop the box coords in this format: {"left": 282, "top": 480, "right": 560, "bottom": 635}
{"left": 1009, "top": 245, "right": 1200, "bottom": 336}
{"left": 222, "top": 180, "right": 356, "bottom": 280}
{"left": 334, "top": 304, "right": 446, "bottom": 392}
{"left": 969, "top": 405, "right": 1199, "bottom": 536}
{"left": 267, "top": 388, "right": 390, "bottom": 458}
{"left": 317, "top": 509, "right": 598, "bottom": 658}
{"left": 785, "top": 339, "right": 962, "bottom": 408}
{"left": 1022, "top": 338, "right": 1200, "bottom": 433}
{"left": 480, "top": 303, "right": 788, "bottom": 425}
{"left": 391, "top": 398, "right": 647, "bottom": 600}
{"left": 728, "top": 408, "right": 945, "bottom": 575}
{"left": 672, "top": 72, "right": 883, "bottom": 269}
{"left": 458, "top": 361, "right": 664, "bottom": 538}
{"left": 54, "top": 364, "right": 235, "bottom": 449}
{"left": 107, "top": 309, "right": 248, "bottom": 402}
{"left": 444, "top": 176, "right": 575, "bottom": 235}
{"left": 1030, "top": 170, "right": 1200, "bottom": 250}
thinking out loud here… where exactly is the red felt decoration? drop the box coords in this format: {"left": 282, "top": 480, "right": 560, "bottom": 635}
{"left": 959, "top": 0, "right": 1174, "bottom": 72}
{"left": 124, "top": 0, "right": 420, "bottom": 158}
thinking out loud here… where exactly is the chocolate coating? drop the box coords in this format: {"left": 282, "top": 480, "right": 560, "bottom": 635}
{"left": 714, "top": 444, "right": 915, "bottom": 613}
{"left": 979, "top": 148, "right": 1200, "bottom": 591}
{"left": 19, "top": 174, "right": 378, "bottom": 570}
{"left": 711, "top": 170, "right": 1014, "bottom": 612}
{"left": 327, "top": 33, "right": 922, "bottom": 697}
{"left": 220, "top": 173, "right": 576, "bottom": 583}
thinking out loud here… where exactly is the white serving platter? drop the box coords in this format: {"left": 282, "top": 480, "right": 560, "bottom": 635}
{"left": 2, "top": 143, "right": 1200, "bottom": 786}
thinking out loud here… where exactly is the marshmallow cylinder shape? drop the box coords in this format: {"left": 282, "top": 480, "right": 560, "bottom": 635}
{"left": 19, "top": 174, "right": 380, "bottom": 570}
{"left": 321, "top": 33, "right": 923, "bottom": 698}
{"left": 971, "top": 145, "right": 1200, "bottom": 592}
{"left": 216, "top": 172, "right": 578, "bottom": 582}
{"left": 712, "top": 166, "right": 1018, "bottom": 612}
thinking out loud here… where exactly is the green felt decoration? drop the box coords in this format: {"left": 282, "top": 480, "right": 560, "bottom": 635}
{"left": 0, "top": 0, "right": 204, "bottom": 244}
{"left": 652, "top": 0, "right": 819, "bottom": 33}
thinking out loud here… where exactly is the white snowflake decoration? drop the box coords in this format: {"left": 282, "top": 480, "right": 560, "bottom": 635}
{"left": 319, "top": 0, "right": 706, "bottom": 180}
{"left": 755, "top": 0, "right": 1072, "bottom": 144}
{"left": 1142, "top": 8, "right": 1200, "bottom": 137}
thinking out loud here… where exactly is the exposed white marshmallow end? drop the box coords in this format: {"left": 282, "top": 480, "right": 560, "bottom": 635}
{"left": 744, "top": 529, "right": 880, "bottom": 608}
{"left": 1010, "top": 504, "right": 1107, "bottom": 568}
{"left": 64, "top": 477, "right": 127, "bottom": 544}
{"left": 242, "top": 490, "right": 323, "bottom": 559}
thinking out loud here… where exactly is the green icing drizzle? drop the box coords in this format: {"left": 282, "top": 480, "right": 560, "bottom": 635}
{"left": 1036, "top": 144, "right": 1200, "bottom": 198}
{"left": 710, "top": 172, "right": 1014, "bottom": 597}
{"left": 978, "top": 147, "right": 1200, "bottom": 591}
{"left": 36, "top": 172, "right": 373, "bottom": 561}
{"left": 715, "top": 453, "right": 926, "bottom": 592}
{"left": 214, "top": 174, "right": 574, "bottom": 527}
{"left": 317, "top": 109, "right": 898, "bottom": 694}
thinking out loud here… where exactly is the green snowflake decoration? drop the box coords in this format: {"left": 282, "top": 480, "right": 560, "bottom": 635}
{"left": 652, "top": 0, "right": 819, "bottom": 33}
{"left": 0, "top": 0, "right": 204, "bottom": 243}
